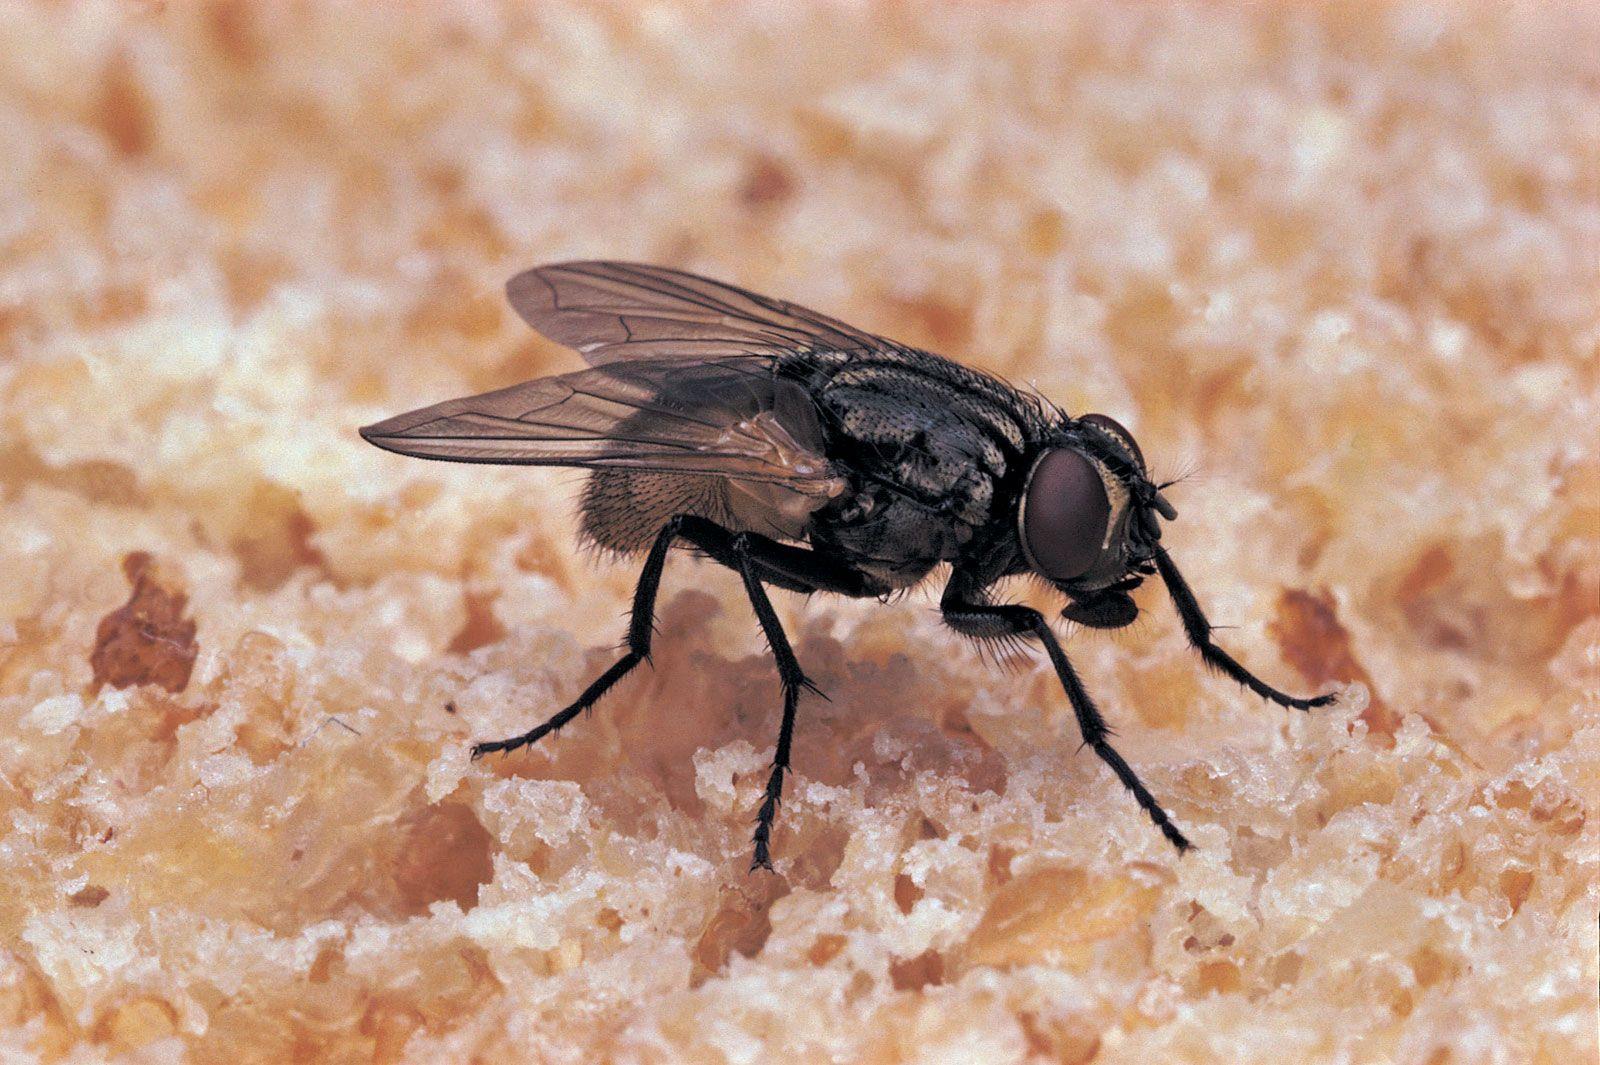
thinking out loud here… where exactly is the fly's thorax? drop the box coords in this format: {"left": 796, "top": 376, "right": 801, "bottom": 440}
{"left": 811, "top": 358, "right": 1027, "bottom": 530}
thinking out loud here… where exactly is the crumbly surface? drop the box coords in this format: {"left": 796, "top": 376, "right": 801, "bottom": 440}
{"left": 2, "top": 3, "right": 1595, "bottom": 1062}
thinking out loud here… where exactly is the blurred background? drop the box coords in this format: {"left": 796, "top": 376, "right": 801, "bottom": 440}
{"left": 0, "top": 2, "right": 1595, "bottom": 1062}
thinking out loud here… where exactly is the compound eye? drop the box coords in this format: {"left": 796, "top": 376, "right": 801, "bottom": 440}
{"left": 1022, "top": 448, "right": 1110, "bottom": 581}
{"left": 1078, "top": 413, "right": 1145, "bottom": 469}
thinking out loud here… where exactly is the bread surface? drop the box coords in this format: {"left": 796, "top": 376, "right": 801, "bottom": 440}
{"left": 1, "top": 3, "right": 1594, "bottom": 1061}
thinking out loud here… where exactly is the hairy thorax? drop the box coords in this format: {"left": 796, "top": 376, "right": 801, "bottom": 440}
{"left": 789, "top": 346, "right": 1051, "bottom": 590}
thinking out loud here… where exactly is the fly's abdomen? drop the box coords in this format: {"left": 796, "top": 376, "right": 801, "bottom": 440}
{"left": 580, "top": 470, "right": 733, "bottom": 552}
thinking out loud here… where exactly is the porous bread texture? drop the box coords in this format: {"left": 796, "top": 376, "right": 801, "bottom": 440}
{"left": 1, "top": 2, "right": 1596, "bottom": 1062}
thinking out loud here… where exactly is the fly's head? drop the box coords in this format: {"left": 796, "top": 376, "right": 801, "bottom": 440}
{"left": 1017, "top": 414, "right": 1179, "bottom": 629}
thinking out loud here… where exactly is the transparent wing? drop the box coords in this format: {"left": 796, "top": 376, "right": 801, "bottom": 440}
{"left": 505, "top": 260, "right": 892, "bottom": 365}
{"left": 360, "top": 357, "right": 842, "bottom": 491}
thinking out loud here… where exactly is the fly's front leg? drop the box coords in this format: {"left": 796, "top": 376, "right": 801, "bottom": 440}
{"left": 470, "top": 514, "right": 692, "bottom": 759}
{"left": 1153, "top": 549, "right": 1336, "bottom": 711}
{"left": 940, "top": 574, "right": 1193, "bottom": 852}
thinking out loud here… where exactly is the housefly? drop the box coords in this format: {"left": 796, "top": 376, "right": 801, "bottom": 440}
{"left": 362, "top": 261, "right": 1335, "bottom": 869}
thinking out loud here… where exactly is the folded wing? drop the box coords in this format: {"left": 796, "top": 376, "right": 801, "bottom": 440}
{"left": 359, "top": 357, "right": 843, "bottom": 493}
{"left": 505, "top": 260, "right": 890, "bottom": 365}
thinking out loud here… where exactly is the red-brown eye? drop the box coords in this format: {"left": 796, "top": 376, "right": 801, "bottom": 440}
{"left": 1078, "top": 413, "right": 1144, "bottom": 469}
{"left": 1021, "top": 448, "right": 1110, "bottom": 581}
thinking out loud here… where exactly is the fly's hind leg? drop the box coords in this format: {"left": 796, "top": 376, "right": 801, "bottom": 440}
{"left": 469, "top": 515, "right": 687, "bottom": 760}
{"left": 472, "top": 515, "right": 863, "bottom": 871}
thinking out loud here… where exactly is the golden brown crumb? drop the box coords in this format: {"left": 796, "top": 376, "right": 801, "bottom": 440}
{"left": 89, "top": 552, "right": 198, "bottom": 695}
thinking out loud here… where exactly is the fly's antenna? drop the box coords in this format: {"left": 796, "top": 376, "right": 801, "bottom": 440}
{"left": 1128, "top": 475, "right": 1179, "bottom": 528}
{"left": 1155, "top": 457, "right": 1201, "bottom": 493}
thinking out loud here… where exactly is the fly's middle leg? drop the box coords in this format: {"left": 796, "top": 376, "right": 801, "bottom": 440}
{"left": 724, "top": 532, "right": 823, "bottom": 872}
{"left": 656, "top": 518, "right": 826, "bottom": 870}
{"left": 470, "top": 515, "right": 825, "bottom": 871}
